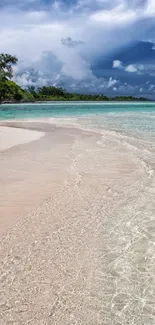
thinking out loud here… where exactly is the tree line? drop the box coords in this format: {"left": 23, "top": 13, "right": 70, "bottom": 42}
{"left": 0, "top": 53, "right": 148, "bottom": 103}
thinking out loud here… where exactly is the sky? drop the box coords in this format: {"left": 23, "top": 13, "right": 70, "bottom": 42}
{"left": 1, "top": 0, "right": 155, "bottom": 97}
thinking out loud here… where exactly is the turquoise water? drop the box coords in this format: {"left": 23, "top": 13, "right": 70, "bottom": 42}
{"left": 1, "top": 102, "right": 155, "bottom": 120}
{"left": 1, "top": 102, "right": 155, "bottom": 139}
{"left": 0, "top": 102, "right": 123, "bottom": 120}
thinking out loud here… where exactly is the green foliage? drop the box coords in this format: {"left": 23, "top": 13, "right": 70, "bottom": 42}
{"left": 25, "top": 86, "right": 112, "bottom": 101}
{"left": 21, "top": 90, "right": 35, "bottom": 102}
{"left": 0, "top": 53, "right": 18, "bottom": 81}
{"left": 0, "top": 84, "right": 148, "bottom": 103}
{"left": 0, "top": 81, "right": 36, "bottom": 103}
{"left": 37, "top": 86, "right": 65, "bottom": 97}
{"left": 0, "top": 80, "right": 23, "bottom": 102}
{"left": 26, "top": 87, "right": 146, "bottom": 102}
{"left": 112, "top": 96, "right": 147, "bottom": 101}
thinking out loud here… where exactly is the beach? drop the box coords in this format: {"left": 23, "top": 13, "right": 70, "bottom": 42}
{"left": 1, "top": 117, "right": 155, "bottom": 325}
{"left": 0, "top": 125, "right": 44, "bottom": 152}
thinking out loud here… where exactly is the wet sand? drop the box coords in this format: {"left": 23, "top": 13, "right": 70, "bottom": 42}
{"left": 1, "top": 121, "right": 155, "bottom": 325}
{"left": 0, "top": 122, "right": 78, "bottom": 235}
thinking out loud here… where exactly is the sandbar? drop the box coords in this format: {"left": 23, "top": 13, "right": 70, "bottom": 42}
{"left": 0, "top": 125, "right": 44, "bottom": 151}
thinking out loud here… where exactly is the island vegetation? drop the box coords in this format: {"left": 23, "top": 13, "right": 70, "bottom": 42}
{"left": 0, "top": 53, "right": 148, "bottom": 103}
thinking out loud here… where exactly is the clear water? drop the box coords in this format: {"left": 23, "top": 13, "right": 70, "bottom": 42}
{"left": 1, "top": 102, "right": 155, "bottom": 324}
{"left": 1, "top": 101, "right": 155, "bottom": 119}
{"left": 1, "top": 101, "right": 155, "bottom": 140}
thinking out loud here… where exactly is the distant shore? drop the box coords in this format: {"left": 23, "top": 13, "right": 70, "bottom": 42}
{"left": 1, "top": 99, "right": 149, "bottom": 104}
{"left": 0, "top": 79, "right": 149, "bottom": 104}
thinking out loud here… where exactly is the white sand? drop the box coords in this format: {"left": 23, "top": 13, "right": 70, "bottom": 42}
{"left": 0, "top": 126, "right": 44, "bottom": 151}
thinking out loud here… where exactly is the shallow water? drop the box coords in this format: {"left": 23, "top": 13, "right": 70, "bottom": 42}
{"left": 1, "top": 102, "right": 155, "bottom": 173}
{"left": 1, "top": 101, "right": 155, "bottom": 138}
{"left": 1, "top": 103, "right": 155, "bottom": 324}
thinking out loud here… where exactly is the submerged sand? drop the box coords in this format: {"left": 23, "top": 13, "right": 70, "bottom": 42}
{"left": 0, "top": 121, "right": 155, "bottom": 325}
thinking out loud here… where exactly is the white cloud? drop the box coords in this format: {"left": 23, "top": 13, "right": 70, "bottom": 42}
{"left": 145, "top": 0, "right": 155, "bottom": 16}
{"left": 113, "top": 60, "right": 145, "bottom": 74}
{"left": 125, "top": 64, "right": 138, "bottom": 72}
{"left": 113, "top": 60, "right": 123, "bottom": 68}
{"left": 1, "top": 0, "right": 155, "bottom": 96}
{"left": 107, "top": 77, "right": 118, "bottom": 87}
{"left": 90, "top": 3, "right": 137, "bottom": 25}
{"left": 90, "top": 0, "right": 155, "bottom": 26}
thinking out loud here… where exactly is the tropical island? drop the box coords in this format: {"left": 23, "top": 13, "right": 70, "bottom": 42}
{"left": 0, "top": 53, "right": 148, "bottom": 103}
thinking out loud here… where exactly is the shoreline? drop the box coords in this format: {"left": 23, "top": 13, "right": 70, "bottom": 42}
{"left": 0, "top": 99, "right": 151, "bottom": 105}
{"left": 0, "top": 97, "right": 150, "bottom": 104}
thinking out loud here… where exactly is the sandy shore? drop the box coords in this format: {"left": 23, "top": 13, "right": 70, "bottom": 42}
{"left": 0, "top": 121, "right": 77, "bottom": 235}
{"left": 0, "top": 125, "right": 44, "bottom": 151}
{"left": 1, "top": 121, "right": 155, "bottom": 325}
